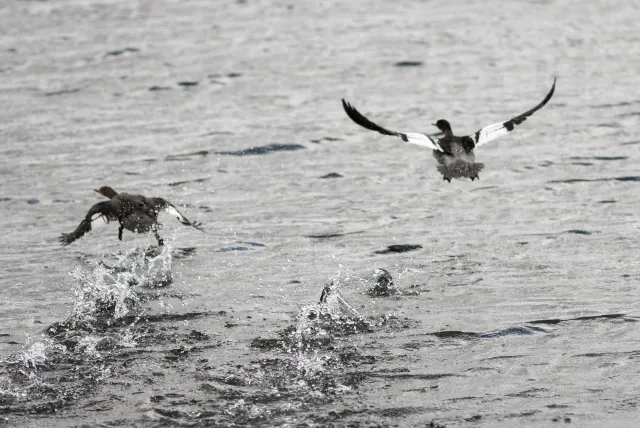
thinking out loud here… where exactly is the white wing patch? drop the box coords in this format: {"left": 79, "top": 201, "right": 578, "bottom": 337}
{"left": 473, "top": 122, "right": 511, "bottom": 147}
{"left": 164, "top": 204, "right": 190, "bottom": 225}
{"left": 401, "top": 132, "right": 444, "bottom": 151}
{"left": 160, "top": 202, "right": 205, "bottom": 232}
{"left": 90, "top": 213, "right": 112, "bottom": 229}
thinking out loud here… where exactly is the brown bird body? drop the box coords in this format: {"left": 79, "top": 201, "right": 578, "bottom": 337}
{"left": 59, "top": 186, "right": 204, "bottom": 247}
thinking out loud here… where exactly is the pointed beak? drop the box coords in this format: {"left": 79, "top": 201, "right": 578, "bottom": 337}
{"left": 431, "top": 123, "right": 438, "bottom": 127}
{"left": 93, "top": 189, "right": 100, "bottom": 194}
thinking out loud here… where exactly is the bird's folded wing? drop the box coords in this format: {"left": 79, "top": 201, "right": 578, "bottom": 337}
{"left": 342, "top": 99, "right": 443, "bottom": 152}
{"left": 472, "top": 77, "right": 556, "bottom": 147}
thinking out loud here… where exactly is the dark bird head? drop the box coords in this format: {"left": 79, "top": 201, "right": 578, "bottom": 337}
{"left": 94, "top": 186, "right": 119, "bottom": 199}
{"left": 432, "top": 119, "right": 452, "bottom": 134}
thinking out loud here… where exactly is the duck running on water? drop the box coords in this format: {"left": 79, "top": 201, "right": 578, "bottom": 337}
{"left": 59, "top": 186, "right": 204, "bottom": 247}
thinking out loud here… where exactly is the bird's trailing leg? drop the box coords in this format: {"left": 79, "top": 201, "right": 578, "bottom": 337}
{"left": 154, "top": 229, "right": 164, "bottom": 247}
{"left": 117, "top": 217, "right": 125, "bottom": 241}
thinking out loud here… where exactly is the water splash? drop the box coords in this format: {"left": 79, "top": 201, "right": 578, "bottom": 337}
{"left": 18, "top": 337, "right": 49, "bottom": 370}
{"left": 50, "top": 263, "right": 141, "bottom": 334}
{"left": 256, "top": 273, "right": 372, "bottom": 398}
{"left": 0, "top": 239, "right": 183, "bottom": 420}
{"left": 367, "top": 268, "right": 398, "bottom": 296}
{"left": 293, "top": 275, "right": 371, "bottom": 348}
{"left": 48, "top": 242, "right": 178, "bottom": 336}
{"left": 106, "top": 240, "right": 175, "bottom": 288}
{"left": 0, "top": 336, "right": 65, "bottom": 408}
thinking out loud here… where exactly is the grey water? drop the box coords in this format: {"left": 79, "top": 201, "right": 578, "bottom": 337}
{"left": 1, "top": 0, "right": 640, "bottom": 426}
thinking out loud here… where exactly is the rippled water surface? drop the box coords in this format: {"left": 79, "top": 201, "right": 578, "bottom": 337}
{"left": 1, "top": 0, "right": 640, "bottom": 426}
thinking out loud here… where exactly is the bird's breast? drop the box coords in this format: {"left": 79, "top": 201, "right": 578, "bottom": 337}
{"left": 433, "top": 142, "right": 475, "bottom": 166}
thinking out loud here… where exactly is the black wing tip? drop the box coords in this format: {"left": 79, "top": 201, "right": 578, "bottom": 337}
{"left": 59, "top": 234, "right": 72, "bottom": 246}
{"left": 342, "top": 99, "right": 366, "bottom": 119}
{"left": 341, "top": 99, "right": 400, "bottom": 137}
{"left": 548, "top": 77, "right": 557, "bottom": 95}
{"left": 540, "top": 77, "right": 557, "bottom": 104}
{"left": 180, "top": 219, "right": 205, "bottom": 232}
{"left": 341, "top": 98, "right": 354, "bottom": 112}
{"left": 516, "top": 77, "right": 557, "bottom": 123}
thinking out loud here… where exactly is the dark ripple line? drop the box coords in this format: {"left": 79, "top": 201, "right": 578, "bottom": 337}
{"left": 139, "top": 311, "right": 227, "bottom": 323}
{"left": 528, "top": 313, "right": 634, "bottom": 325}
{"left": 590, "top": 101, "right": 635, "bottom": 108}
{"left": 165, "top": 150, "right": 210, "bottom": 161}
{"left": 548, "top": 176, "right": 640, "bottom": 184}
{"left": 166, "top": 177, "right": 210, "bottom": 187}
{"left": 574, "top": 350, "right": 640, "bottom": 358}
{"left": 365, "top": 372, "right": 460, "bottom": 381}
{"left": 568, "top": 156, "right": 627, "bottom": 161}
{"left": 215, "top": 143, "right": 305, "bottom": 156}
{"left": 44, "top": 88, "right": 82, "bottom": 97}
{"left": 432, "top": 325, "right": 546, "bottom": 340}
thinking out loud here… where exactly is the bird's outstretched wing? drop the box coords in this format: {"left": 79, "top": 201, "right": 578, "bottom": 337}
{"left": 59, "top": 201, "right": 118, "bottom": 246}
{"left": 154, "top": 199, "right": 205, "bottom": 232}
{"left": 342, "top": 99, "right": 443, "bottom": 152}
{"left": 472, "top": 78, "right": 556, "bottom": 147}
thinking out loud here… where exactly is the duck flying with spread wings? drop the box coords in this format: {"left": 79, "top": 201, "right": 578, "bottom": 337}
{"left": 59, "top": 186, "right": 204, "bottom": 247}
{"left": 342, "top": 78, "right": 556, "bottom": 182}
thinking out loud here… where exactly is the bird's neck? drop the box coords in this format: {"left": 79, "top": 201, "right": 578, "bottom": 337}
{"left": 443, "top": 128, "right": 453, "bottom": 138}
{"left": 104, "top": 189, "right": 119, "bottom": 199}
